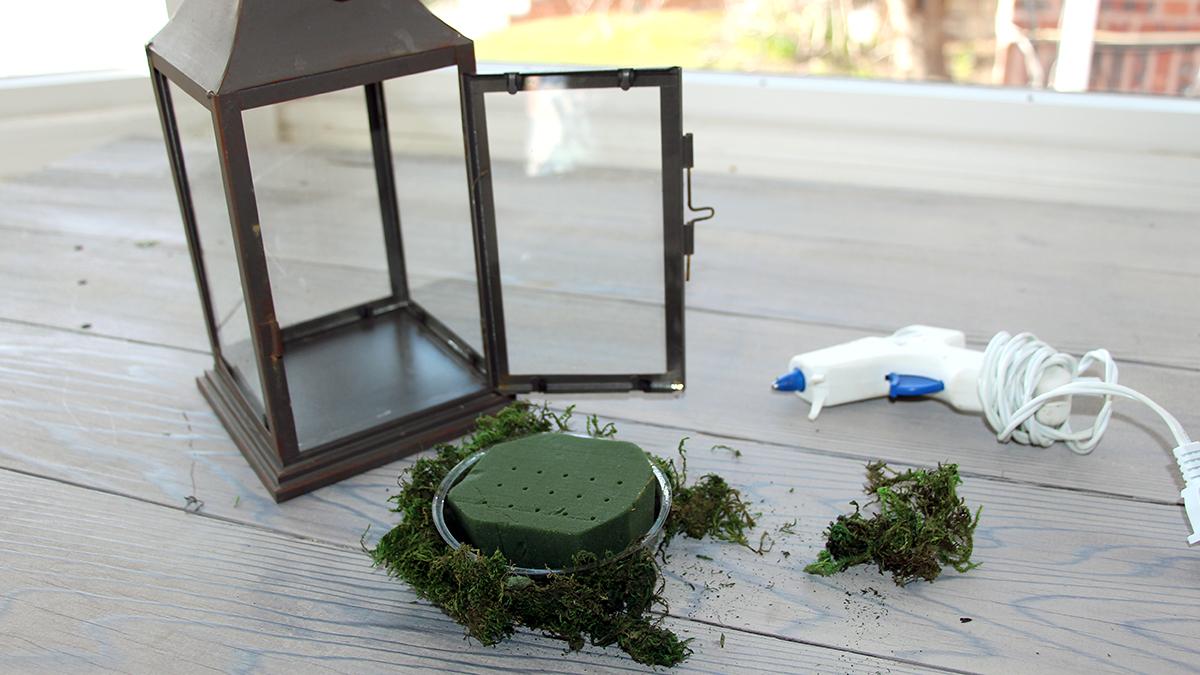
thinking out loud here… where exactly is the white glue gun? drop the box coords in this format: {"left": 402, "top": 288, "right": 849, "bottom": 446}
{"left": 773, "top": 325, "right": 1069, "bottom": 423}
{"left": 774, "top": 324, "right": 1200, "bottom": 546}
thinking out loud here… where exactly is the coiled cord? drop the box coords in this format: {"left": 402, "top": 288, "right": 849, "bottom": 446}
{"left": 978, "top": 331, "right": 1192, "bottom": 453}
{"left": 979, "top": 331, "right": 1200, "bottom": 544}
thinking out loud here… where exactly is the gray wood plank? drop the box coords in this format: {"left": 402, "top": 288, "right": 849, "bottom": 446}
{"left": 563, "top": 421, "right": 1200, "bottom": 675}
{"left": 0, "top": 321, "right": 382, "bottom": 546}
{"left": 2, "top": 321, "right": 1198, "bottom": 673}
{"left": 0, "top": 468, "right": 936, "bottom": 675}
{"left": 532, "top": 306, "right": 1200, "bottom": 505}
{"left": 0, "top": 139, "right": 1195, "bottom": 506}
{"left": 3, "top": 264, "right": 1195, "bottom": 506}
{"left": 1, "top": 137, "right": 1196, "bottom": 369}
{"left": 3, "top": 134, "right": 1198, "bottom": 673}
{"left": 0, "top": 227, "right": 209, "bottom": 351}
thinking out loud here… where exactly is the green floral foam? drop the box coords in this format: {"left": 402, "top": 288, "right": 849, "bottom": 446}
{"left": 446, "top": 432, "right": 657, "bottom": 569}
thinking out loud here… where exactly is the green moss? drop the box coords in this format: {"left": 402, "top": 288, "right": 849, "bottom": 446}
{"left": 804, "top": 462, "right": 981, "bottom": 586}
{"left": 367, "top": 403, "right": 756, "bottom": 667}
{"left": 652, "top": 438, "right": 757, "bottom": 549}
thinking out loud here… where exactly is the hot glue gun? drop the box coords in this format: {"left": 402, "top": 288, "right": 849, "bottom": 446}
{"left": 772, "top": 325, "right": 1070, "bottom": 423}
{"left": 773, "top": 325, "right": 1200, "bottom": 545}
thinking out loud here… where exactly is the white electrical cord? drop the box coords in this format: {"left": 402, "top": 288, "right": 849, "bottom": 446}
{"left": 979, "top": 331, "right": 1200, "bottom": 544}
{"left": 979, "top": 332, "right": 1190, "bottom": 452}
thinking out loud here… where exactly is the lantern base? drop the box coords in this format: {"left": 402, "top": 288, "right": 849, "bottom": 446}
{"left": 199, "top": 366, "right": 512, "bottom": 502}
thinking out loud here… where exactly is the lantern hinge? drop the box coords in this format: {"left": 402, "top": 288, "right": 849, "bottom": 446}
{"left": 618, "top": 68, "right": 635, "bottom": 90}
{"left": 505, "top": 72, "right": 523, "bottom": 95}
{"left": 682, "top": 133, "right": 714, "bottom": 281}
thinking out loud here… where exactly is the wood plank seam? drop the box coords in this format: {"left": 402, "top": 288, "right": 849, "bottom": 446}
{"left": 0, "top": 232, "right": 1190, "bottom": 375}
{"left": 3, "top": 407, "right": 1192, "bottom": 671}
{"left": 0, "top": 467, "right": 963, "bottom": 675}
{"left": 2, "top": 306, "right": 1188, "bottom": 508}
{"left": 3, "top": 322, "right": 1194, "bottom": 670}
{"left": 0, "top": 464, "right": 351, "bottom": 551}
{"left": 1, "top": 308, "right": 1184, "bottom": 508}
{"left": 0, "top": 316, "right": 211, "bottom": 357}
{"left": 544, "top": 406, "right": 1189, "bottom": 509}
{"left": 678, "top": 615, "right": 982, "bottom": 675}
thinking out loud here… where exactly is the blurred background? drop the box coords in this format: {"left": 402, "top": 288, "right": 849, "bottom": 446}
{"left": 0, "top": 0, "right": 1195, "bottom": 212}
{"left": 440, "top": 0, "right": 1199, "bottom": 95}
{"left": 5, "top": 0, "right": 1196, "bottom": 96}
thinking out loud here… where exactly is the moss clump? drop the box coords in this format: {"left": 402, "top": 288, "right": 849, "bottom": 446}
{"left": 651, "top": 439, "right": 757, "bottom": 549}
{"left": 805, "top": 462, "right": 981, "bottom": 586}
{"left": 367, "top": 403, "right": 755, "bottom": 667}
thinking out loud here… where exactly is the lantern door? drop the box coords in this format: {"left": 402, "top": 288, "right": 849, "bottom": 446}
{"left": 463, "top": 68, "right": 687, "bottom": 394}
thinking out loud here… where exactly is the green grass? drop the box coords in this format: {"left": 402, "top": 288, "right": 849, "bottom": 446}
{"left": 470, "top": 8, "right": 998, "bottom": 83}
{"left": 476, "top": 10, "right": 792, "bottom": 72}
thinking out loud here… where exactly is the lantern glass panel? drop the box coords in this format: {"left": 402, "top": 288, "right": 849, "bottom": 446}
{"left": 170, "top": 82, "right": 266, "bottom": 411}
{"left": 242, "top": 90, "right": 392, "bottom": 329}
{"left": 486, "top": 85, "right": 667, "bottom": 375}
{"left": 238, "top": 83, "right": 491, "bottom": 452}
{"left": 386, "top": 68, "right": 484, "bottom": 356}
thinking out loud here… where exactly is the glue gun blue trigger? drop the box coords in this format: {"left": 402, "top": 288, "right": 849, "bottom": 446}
{"left": 773, "top": 369, "right": 806, "bottom": 392}
{"left": 886, "top": 373, "right": 945, "bottom": 399}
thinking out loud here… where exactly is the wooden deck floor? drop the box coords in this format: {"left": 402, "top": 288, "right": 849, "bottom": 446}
{"left": 1, "top": 136, "right": 1198, "bottom": 673}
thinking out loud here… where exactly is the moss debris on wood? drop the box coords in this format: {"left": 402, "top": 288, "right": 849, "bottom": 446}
{"left": 651, "top": 438, "right": 757, "bottom": 550}
{"left": 367, "top": 402, "right": 757, "bottom": 667}
{"left": 804, "top": 462, "right": 981, "bottom": 586}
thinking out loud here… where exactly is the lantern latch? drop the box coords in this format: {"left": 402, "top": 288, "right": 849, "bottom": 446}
{"left": 682, "top": 133, "right": 714, "bottom": 281}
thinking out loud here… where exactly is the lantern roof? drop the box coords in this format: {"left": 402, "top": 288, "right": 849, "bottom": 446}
{"left": 148, "top": 0, "right": 471, "bottom": 97}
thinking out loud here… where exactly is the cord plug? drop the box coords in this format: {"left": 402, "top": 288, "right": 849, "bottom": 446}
{"left": 1174, "top": 442, "right": 1200, "bottom": 545}
{"left": 1183, "top": 484, "right": 1200, "bottom": 546}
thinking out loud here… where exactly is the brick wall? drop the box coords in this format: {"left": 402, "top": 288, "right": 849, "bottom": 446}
{"left": 1002, "top": 0, "right": 1200, "bottom": 94}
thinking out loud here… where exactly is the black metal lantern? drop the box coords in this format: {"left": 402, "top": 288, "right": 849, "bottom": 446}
{"left": 147, "top": 0, "right": 702, "bottom": 501}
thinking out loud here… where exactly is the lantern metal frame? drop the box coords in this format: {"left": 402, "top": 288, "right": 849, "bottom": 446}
{"left": 463, "top": 69, "right": 687, "bottom": 395}
{"left": 146, "top": 0, "right": 691, "bottom": 501}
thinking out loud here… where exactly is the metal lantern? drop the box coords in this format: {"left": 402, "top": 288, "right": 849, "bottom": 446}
{"left": 147, "top": 0, "right": 706, "bottom": 501}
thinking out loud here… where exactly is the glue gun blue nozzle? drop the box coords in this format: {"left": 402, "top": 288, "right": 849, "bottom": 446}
{"left": 773, "top": 368, "right": 806, "bottom": 392}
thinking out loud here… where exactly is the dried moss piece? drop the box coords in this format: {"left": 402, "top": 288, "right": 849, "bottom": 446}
{"left": 651, "top": 438, "right": 757, "bottom": 549}
{"left": 367, "top": 403, "right": 753, "bottom": 667}
{"left": 805, "top": 462, "right": 981, "bottom": 586}
{"left": 513, "top": 549, "right": 690, "bottom": 667}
